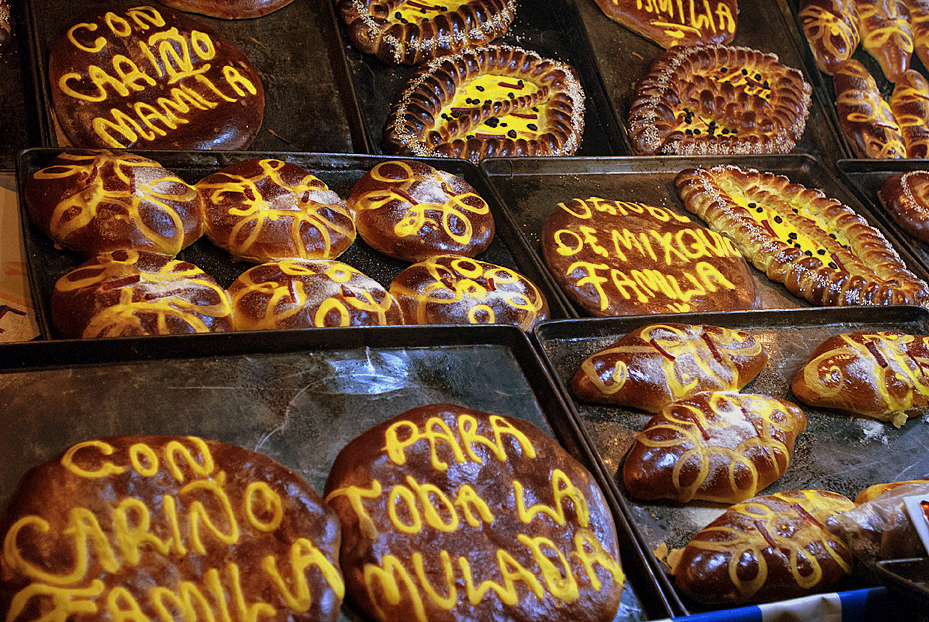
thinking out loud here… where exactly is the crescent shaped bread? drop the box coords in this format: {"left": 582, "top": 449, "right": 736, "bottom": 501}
{"left": 834, "top": 59, "right": 906, "bottom": 159}
{"left": 857, "top": 0, "right": 914, "bottom": 82}
{"left": 623, "top": 391, "right": 807, "bottom": 504}
{"left": 669, "top": 490, "right": 855, "bottom": 605}
{"left": 336, "top": 0, "right": 517, "bottom": 65}
{"left": 908, "top": 0, "right": 929, "bottom": 70}
{"left": 383, "top": 45, "right": 586, "bottom": 162}
{"left": 572, "top": 323, "right": 769, "bottom": 413}
{"left": 890, "top": 69, "right": 929, "bottom": 158}
{"left": 790, "top": 331, "right": 929, "bottom": 426}
{"left": 798, "top": 0, "right": 861, "bottom": 74}
{"left": 591, "top": 0, "right": 738, "bottom": 49}
{"left": 878, "top": 170, "right": 929, "bottom": 243}
{"left": 674, "top": 165, "right": 929, "bottom": 307}
{"left": 628, "top": 45, "right": 812, "bottom": 156}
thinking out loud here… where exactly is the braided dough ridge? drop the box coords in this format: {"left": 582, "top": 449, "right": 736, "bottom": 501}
{"left": 674, "top": 165, "right": 929, "bottom": 307}
{"left": 383, "top": 45, "right": 586, "bottom": 162}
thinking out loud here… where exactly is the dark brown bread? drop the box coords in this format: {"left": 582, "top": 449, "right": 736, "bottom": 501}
{"left": 890, "top": 70, "right": 929, "bottom": 157}
{"left": 879, "top": 170, "right": 929, "bottom": 242}
{"left": 834, "top": 59, "right": 907, "bottom": 159}
{"left": 799, "top": 0, "right": 860, "bottom": 74}
{"left": 157, "top": 0, "right": 294, "bottom": 18}
{"left": 592, "top": 0, "right": 738, "bottom": 48}
{"left": 858, "top": 0, "right": 914, "bottom": 82}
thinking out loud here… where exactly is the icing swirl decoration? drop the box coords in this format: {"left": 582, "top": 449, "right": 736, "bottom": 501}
{"left": 834, "top": 59, "right": 907, "bottom": 159}
{"left": 383, "top": 45, "right": 586, "bottom": 162}
{"left": 890, "top": 69, "right": 929, "bottom": 158}
{"left": 857, "top": 0, "right": 914, "bottom": 83}
{"left": 798, "top": 0, "right": 860, "bottom": 74}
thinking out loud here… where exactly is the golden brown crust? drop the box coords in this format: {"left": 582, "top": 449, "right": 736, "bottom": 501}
{"left": 389, "top": 254, "right": 549, "bottom": 331}
{"left": 628, "top": 45, "right": 812, "bottom": 156}
{"left": 323, "top": 403, "right": 625, "bottom": 622}
{"left": 878, "top": 170, "right": 929, "bottom": 242}
{"left": 907, "top": 0, "right": 929, "bottom": 70}
{"left": 383, "top": 45, "right": 586, "bottom": 163}
{"left": 623, "top": 392, "right": 807, "bottom": 504}
{"left": 591, "top": 0, "right": 737, "bottom": 48}
{"left": 671, "top": 490, "right": 855, "bottom": 605}
{"left": 51, "top": 249, "right": 233, "bottom": 338}
{"left": 572, "top": 323, "right": 769, "bottom": 412}
{"left": 790, "top": 331, "right": 929, "bottom": 426}
{"left": 337, "top": 0, "right": 517, "bottom": 65}
{"left": 857, "top": 0, "right": 914, "bottom": 82}
{"left": 890, "top": 69, "right": 929, "bottom": 157}
{"left": 196, "top": 159, "right": 356, "bottom": 264}
{"left": 0, "top": 435, "right": 344, "bottom": 622}
{"left": 855, "top": 477, "right": 929, "bottom": 502}
{"left": 24, "top": 150, "right": 203, "bottom": 258}
{"left": 799, "top": 0, "right": 860, "bottom": 74}
{"left": 674, "top": 164, "right": 929, "bottom": 307}
{"left": 229, "top": 259, "right": 403, "bottom": 329}
{"left": 348, "top": 160, "right": 494, "bottom": 262}
{"left": 157, "top": 0, "right": 294, "bottom": 18}
{"left": 834, "top": 59, "right": 907, "bottom": 159}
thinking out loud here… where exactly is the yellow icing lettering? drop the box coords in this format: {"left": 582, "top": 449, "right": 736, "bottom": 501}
{"left": 106, "top": 587, "right": 149, "bottom": 622}
{"left": 610, "top": 268, "right": 651, "bottom": 303}
{"left": 104, "top": 12, "right": 133, "bottom": 38}
{"left": 514, "top": 470, "right": 589, "bottom": 527}
{"left": 405, "top": 477, "right": 459, "bottom": 532}
{"left": 92, "top": 108, "right": 150, "bottom": 148}
{"left": 134, "top": 102, "right": 173, "bottom": 136}
{"left": 129, "top": 443, "right": 158, "bottom": 477}
{"left": 6, "top": 581, "right": 104, "bottom": 622}
{"left": 458, "top": 553, "right": 540, "bottom": 606}
{"left": 324, "top": 481, "right": 382, "bottom": 539}
{"left": 553, "top": 229, "right": 583, "bottom": 257}
{"left": 223, "top": 65, "right": 258, "bottom": 97}
{"left": 59, "top": 73, "right": 108, "bottom": 103}
{"left": 573, "top": 529, "right": 625, "bottom": 591}
{"left": 61, "top": 440, "right": 126, "bottom": 479}
{"left": 363, "top": 556, "right": 428, "bottom": 622}
{"left": 488, "top": 416, "right": 535, "bottom": 459}
{"left": 517, "top": 534, "right": 580, "bottom": 602}
{"left": 388, "top": 484, "right": 422, "bottom": 534}
{"left": 181, "top": 474, "right": 239, "bottom": 555}
{"left": 150, "top": 583, "right": 216, "bottom": 622}
{"left": 263, "top": 539, "right": 346, "bottom": 611}
{"left": 650, "top": 230, "right": 689, "bottom": 265}
{"left": 412, "top": 551, "right": 456, "bottom": 609}
{"left": 127, "top": 6, "right": 166, "bottom": 30}
{"left": 383, "top": 417, "right": 465, "bottom": 471}
{"left": 68, "top": 22, "right": 107, "bottom": 53}
{"left": 453, "top": 485, "right": 495, "bottom": 527}
{"left": 161, "top": 495, "right": 188, "bottom": 556}
{"left": 148, "top": 28, "right": 210, "bottom": 84}
{"left": 580, "top": 226, "right": 609, "bottom": 258}
{"left": 695, "top": 261, "right": 737, "bottom": 292}
{"left": 165, "top": 437, "right": 214, "bottom": 482}
{"left": 113, "top": 498, "right": 172, "bottom": 564}
{"left": 244, "top": 482, "right": 283, "bottom": 533}
{"left": 611, "top": 228, "right": 656, "bottom": 262}
{"left": 225, "top": 563, "right": 276, "bottom": 622}
{"left": 676, "top": 228, "right": 711, "bottom": 260}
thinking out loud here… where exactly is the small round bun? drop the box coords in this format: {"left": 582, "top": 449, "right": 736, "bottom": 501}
{"left": 24, "top": 150, "right": 203, "bottom": 258}
{"left": 348, "top": 160, "right": 494, "bottom": 262}
{"left": 229, "top": 259, "right": 404, "bottom": 329}
{"left": 157, "top": 0, "right": 294, "bottom": 19}
{"left": 389, "top": 255, "right": 549, "bottom": 331}
{"left": 197, "top": 159, "right": 356, "bottom": 263}
{"left": 51, "top": 249, "right": 233, "bottom": 338}
{"left": 879, "top": 171, "right": 929, "bottom": 244}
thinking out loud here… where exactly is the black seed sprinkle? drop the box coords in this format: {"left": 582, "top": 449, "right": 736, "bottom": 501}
{"left": 788, "top": 232, "right": 797, "bottom": 240}
{"left": 828, "top": 262, "right": 837, "bottom": 269}
{"left": 507, "top": 130, "right": 517, "bottom": 138}
{"left": 774, "top": 215, "right": 782, "bottom": 224}
{"left": 817, "top": 249, "right": 826, "bottom": 255}
{"left": 527, "top": 123, "right": 538, "bottom": 131}
{"left": 804, "top": 250, "right": 812, "bottom": 256}
{"left": 476, "top": 85, "right": 485, "bottom": 92}
{"left": 486, "top": 117, "right": 500, "bottom": 128}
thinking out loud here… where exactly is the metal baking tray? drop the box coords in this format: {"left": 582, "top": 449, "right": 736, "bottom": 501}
{"left": 0, "top": 1, "right": 40, "bottom": 170}
{"left": 532, "top": 305, "right": 929, "bottom": 614}
{"left": 22, "top": 0, "right": 366, "bottom": 153}
{"left": 331, "top": 0, "right": 625, "bottom": 158}
{"left": 572, "top": 0, "right": 850, "bottom": 167}
{"left": 0, "top": 323, "right": 673, "bottom": 621}
{"left": 479, "top": 153, "right": 929, "bottom": 317}
{"left": 16, "top": 148, "right": 574, "bottom": 339}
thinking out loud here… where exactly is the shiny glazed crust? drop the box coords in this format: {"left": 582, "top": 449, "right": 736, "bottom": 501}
{"left": 592, "top": 0, "right": 737, "bottom": 48}
{"left": 623, "top": 391, "right": 807, "bottom": 504}
{"left": 348, "top": 160, "right": 494, "bottom": 262}
{"left": 157, "top": 0, "right": 295, "bottom": 18}
{"left": 879, "top": 170, "right": 929, "bottom": 242}
{"left": 628, "top": 45, "right": 812, "bottom": 156}
{"left": 337, "top": 0, "right": 517, "bottom": 65}
{"left": 51, "top": 249, "right": 233, "bottom": 338}
{"left": 834, "top": 59, "right": 906, "bottom": 158}
{"left": 857, "top": 0, "right": 914, "bottom": 82}
{"left": 572, "top": 323, "right": 769, "bottom": 413}
{"left": 383, "top": 45, "right": 586, "bottom": 162}
{"left": 388, "top": 254, "right": 550, "bottom": 331}
{"left": 323, "top": 403, "right": 625, "bottom": 622}
{"left": 197, "top": 159, "right": 356, "bottom": 263}
{"left": 799, "top": 0, "right": 860, "bottom": 73}
{"left": 790, "top": 331, "right": 929, "bottom": 426}
{"left": 674, "top": 165, "right": 929, "bottom": 307}
{"left": 0, "top": 435, "right": 344, "bottom": 622}
{"left": 909, "top": 0, "right": 929, "bottom": 70}
{"left": 891, "top": 69, "right": 929, "bottom": 158}
{"left": 24, "top": 150, "right": 203, "bottom": 258}
{"left": 671, "top": 490, "right": 855, "bottom": 605}
{"left": 229, "top": 259, "right": 404, "bottom": 329}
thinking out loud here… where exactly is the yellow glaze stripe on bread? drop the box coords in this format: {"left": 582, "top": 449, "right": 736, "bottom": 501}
{"left": 441, "top": 74, "right": 543, "bottom": 140}
{"left": 394, "top": 0, "right": 471, "bottom": 23}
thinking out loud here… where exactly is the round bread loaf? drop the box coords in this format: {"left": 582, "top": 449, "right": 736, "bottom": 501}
{"left": 834, "top": 59, "right": 906, "bottom": 159}
{"left": 25, "top": 150, "right": 203, "bottom": 258}
{"left": 197, "top": 159, "right": 356, "bottom": 263}
{"left": 389, "top": 255, "right": 549, "bottom": 331}
{"left": 879, "top": 170, "right": 929, "bottom": 243}
{"left": 229, "top": 259, "right": 404, "bottom": 329}
{"left": 542, "top": 197, "right": 760, "bottom": 317}
{"left": 51, "top": 249, "right": 233, "bottom": 338}
{"left": 48, "top": 4, "right": 264, "bottom": 150}
{"left": 348, "top": 160, "right": 494, "bottom": 262}
{"left": 592, "top": 0, "right": 737, "bottom": 48}
{"left": 157, "top": 0, "right": 294, "bottom": 18}
{"left": 323, "top": 403, "right": 625, "bottom": 622}
{"left": 0, "top": 435, "right": 344, "bottom": 622}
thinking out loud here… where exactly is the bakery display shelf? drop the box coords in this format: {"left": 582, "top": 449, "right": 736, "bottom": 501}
{"left": 21, "top": 0, "right": 366, "bottom": 154}
{"left": 572, "top": 0, "right": 850, "bottom": 169}
{"left": 17, "top": 147, "right": 575, "bottom": 340}
{"left": 479, "top": 153, "right": 929, "bottom": 317}
{"left": 0, "top": 322, "right": 674, "bottom": 621}
{"left": 331, "top": 0, "right": 625, "bottom": 158}
{"left": 531, "top": 304, "right": 929, "bottom": 615}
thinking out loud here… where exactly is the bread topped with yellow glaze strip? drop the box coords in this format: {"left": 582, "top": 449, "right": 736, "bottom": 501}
{"left": 857, "top": 0, "right": 914, "bottom": 82}
{"left": 157, "top": 0, "right": 294, "bottom": 18}
{"left": 591, "top": 0, "right": 738, "bottom": 48}
{"left": 834, "top": 59, "right": 907, "bottom": 159}
{"left": 890, "top": 69, "right": 929, "bottom": 158}
{"left": 798, "top": 0, "right": 860, "bottom": 74}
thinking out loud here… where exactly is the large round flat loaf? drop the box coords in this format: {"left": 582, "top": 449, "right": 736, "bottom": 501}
{"left": 623, "top": 391, "right": 807, "bottom": 504}
{"left": 834, "top": 59, "right": 907, "bottom": 159}
{"left": 25, "top": 149, "right": 203, "bottom": 258}
{"left": 878, "top": 170, "right": 929, "bottom": 243}
{"left": 348, "top": 160, "right": 494, "bottom": 262}
{"left": 799, "top": 0, "right": 860, "bottom": 74}
{"left": 51, "top": 249, "right": 233, "bottom": 338}
{"left": 229, "top": 259, "right": 404, "bottom": 329}
{"left": 49, "top": 4, "right": 264, "bottom": 150}
{"left": 628, "top": 45, "right": 812, "bottom": 156}
{"left": 670, "top": 490, "right": 855, "bottom": 605}
{"left": 323, "top": 403, "right": 625, "bottom": 622}
{"left": 592, "top": 0, "right": 737, "bottom": 48}
{"left": 337, "top": 0, "right": 517, "bottom": 65}
{"left": 0, "top": 435, "right": 344, "bottom": 622}
{"left": 858, "top": 0, "right": 914, "bottom": 83}
{"left": 384, "top": 45, "right": 586, "bottom": 162}
{"left": 675, "top": 165, "right": 929, "bottom": 307}
{"left": 157, "top": 0, "right": 294, "bottom": 19}
{"left": 542, "top": 197, "right": 760, "bottom": 317}
{"left": 572, "top": 323, "right": 769, "bottom": 412}
{"left": 791, "top": 331, "right": 929, "bottom": 427}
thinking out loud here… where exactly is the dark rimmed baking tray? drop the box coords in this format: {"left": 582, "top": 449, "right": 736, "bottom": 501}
{"left": 331, "top": 0, "right": 626, "bottom": 158}
{"left": 572, "top": 0, "right": 850, "bottom": 167}
{"left": 478, "top": 153, "right": 929, "bottom": 317}
{"left": 532, "top": 305, "right": 929, "bottom": 615}
{"left": 16, "top": 148, "right": 575, "bottom": 340}
{"left": 0, "top": 323, "right": 674, "bottom": 621}
{"left": 22, "top": 0, "right": 367, "bottom": 153}
{"left": 0, "top": 1, "right": 40, "bottom": 170}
